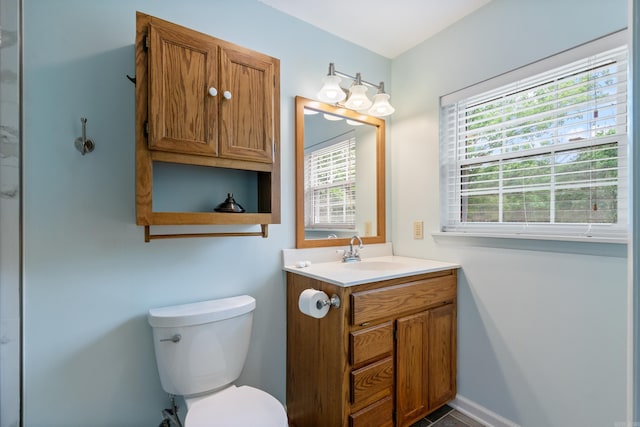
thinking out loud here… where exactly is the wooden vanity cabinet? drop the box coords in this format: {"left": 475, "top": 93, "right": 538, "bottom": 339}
{"left": 135, "top": 12, "right": 280, "bottom": 232}
{"left": 286, "top": 269, "right": 457, "bottom": 427}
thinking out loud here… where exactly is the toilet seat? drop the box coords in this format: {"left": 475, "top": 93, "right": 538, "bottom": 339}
{"left": 184, "top": 385, "right": 288, "bottom": 427}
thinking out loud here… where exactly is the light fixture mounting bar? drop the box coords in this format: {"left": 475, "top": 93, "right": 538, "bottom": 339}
{"left": 333, "top": 69, "right": 382, "bottom": 90}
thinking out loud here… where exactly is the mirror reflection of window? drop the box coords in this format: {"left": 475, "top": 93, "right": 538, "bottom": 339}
{"left": 303, "top": 106, "right": 378, "bottom": 240}
{"left": 304, "top": 131, "right": 357, "bottom": 233}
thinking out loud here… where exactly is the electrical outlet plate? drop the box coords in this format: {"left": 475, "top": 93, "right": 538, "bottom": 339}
{"left": 364, "top": 221, "right": 372, "bottom": 236}
{"left": 413, "top": 221, "right": 424, "bottom": 240}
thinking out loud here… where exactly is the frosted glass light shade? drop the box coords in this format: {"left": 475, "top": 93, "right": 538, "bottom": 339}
{"left": 344, "top": 85, "right": 372, "bottom": 111}
{"left": 317, "top": 75, "right": 346, "bottom": 103}
{"left": 368, "top": 93, "right": 395, "bottom": 117}
{"left": 323, "top": 113, "right": 343, "bottom": 121}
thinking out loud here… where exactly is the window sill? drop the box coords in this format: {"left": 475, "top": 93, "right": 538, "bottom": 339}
{"left": 432, "top": 231, "right": 627, "bottom": 244}
{"left": 431, "top": 231, "right": 628, "bottom": 257}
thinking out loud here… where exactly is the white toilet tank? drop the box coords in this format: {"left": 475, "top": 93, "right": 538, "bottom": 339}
{"left": 148, "top": 295, "right": 256, "bottom": 397}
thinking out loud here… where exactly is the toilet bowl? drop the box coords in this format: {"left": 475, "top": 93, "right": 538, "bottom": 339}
{"left": 148, "top": 295, "right": 288, "bottom": 426}
{"left": 184, "top": 385, "right": 286, "bottom": 427}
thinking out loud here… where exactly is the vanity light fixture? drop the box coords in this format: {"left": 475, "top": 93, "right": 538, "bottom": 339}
{"left": 369, "top": 83, "right": 395, "bottom": 116}
{"left": 343, "top": 73, "right": 372, "bottom": 111}
{"left": 317, "top": 62, "right": 395, "bottom": 117}
{"left": 317, "top": 63, "right": 347, "bottom": 104}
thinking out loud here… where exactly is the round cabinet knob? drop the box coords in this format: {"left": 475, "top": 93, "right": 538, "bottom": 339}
{"left": 223, "top": 90, "right": 232, "bottom": 100}
{"left": 208, "top": 87, "right": 218, "bottom": 97}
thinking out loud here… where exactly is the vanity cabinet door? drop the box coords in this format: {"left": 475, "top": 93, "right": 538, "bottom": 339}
{"left": 396, "top": 311, "right": 429, "bottom": 427}
{"left": 427, "top": 303, "right": 457, "bottom": 411}
{"left": 395, "top": 303, "right": 457, "bottom": 427}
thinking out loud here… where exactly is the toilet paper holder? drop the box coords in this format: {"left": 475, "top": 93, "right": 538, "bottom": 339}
{"left": 317, "top": 294, "right": 341, "bottom": 310}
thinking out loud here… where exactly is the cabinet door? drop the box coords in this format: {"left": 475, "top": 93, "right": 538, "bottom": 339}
{"left": 148, "top": 21, "right": 218, "bottom": 156}
{"left": 396, "top": 311, "right": 429, "bottom": 427}
{"left": 219, "top": 46, "right": 275, "bottom": 163}
{"left": 427, "top": 303, "right": 457, "bottom": 411}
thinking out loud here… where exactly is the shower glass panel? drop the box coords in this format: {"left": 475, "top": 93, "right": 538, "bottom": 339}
{"left": 0, "top": 0, "right": 21, "bottom": 425}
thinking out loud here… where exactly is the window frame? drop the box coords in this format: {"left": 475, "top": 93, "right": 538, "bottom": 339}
{"left": 439, "top": 31, "right": 629, "bottom": 243}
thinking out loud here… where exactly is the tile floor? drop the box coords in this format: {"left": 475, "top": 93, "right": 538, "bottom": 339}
{"left": 410, "top": 405, "right": 486, "bottom": 427}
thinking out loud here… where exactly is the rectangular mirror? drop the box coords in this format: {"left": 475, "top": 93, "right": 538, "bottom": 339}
{"left": 295, "top": 96, "right": 386, "bottom": 248}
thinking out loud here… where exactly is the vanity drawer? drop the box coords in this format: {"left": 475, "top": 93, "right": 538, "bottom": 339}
{"left": 349, "top": 396, "right": 393, "bottom": 427}
{"left": 351, "top": 274, "right": 456, "bottom": 325}
{"left": 351, "top": 356, "right": 393, "bottom": 405}
{"left": 350, "top": 321, "right": 393, "bottom": 367}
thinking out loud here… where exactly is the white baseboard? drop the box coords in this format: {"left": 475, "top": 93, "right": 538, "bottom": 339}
{"left": 449, "top": 395, "right": 521, "bottom": 427}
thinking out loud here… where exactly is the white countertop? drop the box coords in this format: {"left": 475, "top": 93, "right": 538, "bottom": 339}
{"left": 283, "top": 252, "right": 460, "bottom": 287}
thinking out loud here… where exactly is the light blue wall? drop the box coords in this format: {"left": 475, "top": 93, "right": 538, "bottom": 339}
{"left": 392, "top": 0, "right": 629, "bottom": 426}
{"left": 22, "top": 1, "right": 389, "bottom": 426}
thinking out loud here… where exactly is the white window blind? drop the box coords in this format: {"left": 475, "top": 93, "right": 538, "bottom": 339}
{"left": 440, "top": 38, "right": 628, "bottom": 242}
{"left": 304, "top": 133, "right": 356, "bottom": 230}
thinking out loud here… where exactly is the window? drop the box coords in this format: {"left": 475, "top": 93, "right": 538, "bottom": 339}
{"left": 440, "top": 32, "right": 628, "bottom": 242}
{"left": 304, "top": 132, "right": 356, "bottom": 230}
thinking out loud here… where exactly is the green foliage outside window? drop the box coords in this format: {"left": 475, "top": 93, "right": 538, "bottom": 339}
{"left": 460, "top": 65, "right": 621, "bottom": 225}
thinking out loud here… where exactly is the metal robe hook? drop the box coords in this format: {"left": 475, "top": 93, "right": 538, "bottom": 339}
{"left": 75, "top": 117, "right": 95, "bottom": 155}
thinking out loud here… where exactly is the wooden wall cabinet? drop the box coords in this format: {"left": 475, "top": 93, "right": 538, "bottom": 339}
{"left": 286, "top": 269, "right": 457, "bottom": 427}
{"left": 135, "top": 12, "right": 280, "bottom": 239}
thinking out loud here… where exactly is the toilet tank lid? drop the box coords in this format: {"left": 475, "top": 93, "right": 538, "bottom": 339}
{"left": 148, "top": 295, "right": 256, "bottom": 328}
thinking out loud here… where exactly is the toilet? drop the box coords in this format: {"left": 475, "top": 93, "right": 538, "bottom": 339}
{"left": 148, "top": 295, "right": 288, "bottom": 426}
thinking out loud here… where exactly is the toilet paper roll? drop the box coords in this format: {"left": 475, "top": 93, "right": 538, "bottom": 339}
{"left": 298, "top": 289, "right": 330, "bottom": 319}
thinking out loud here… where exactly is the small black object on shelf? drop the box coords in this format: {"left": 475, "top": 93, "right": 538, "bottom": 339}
{"left": 214, "top": 193, "right": 245, "bottom": 213}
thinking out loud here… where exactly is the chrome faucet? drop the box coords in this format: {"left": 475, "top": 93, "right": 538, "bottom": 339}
{"left": 342, "top": 235, "right": 363, "bottom": 263}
